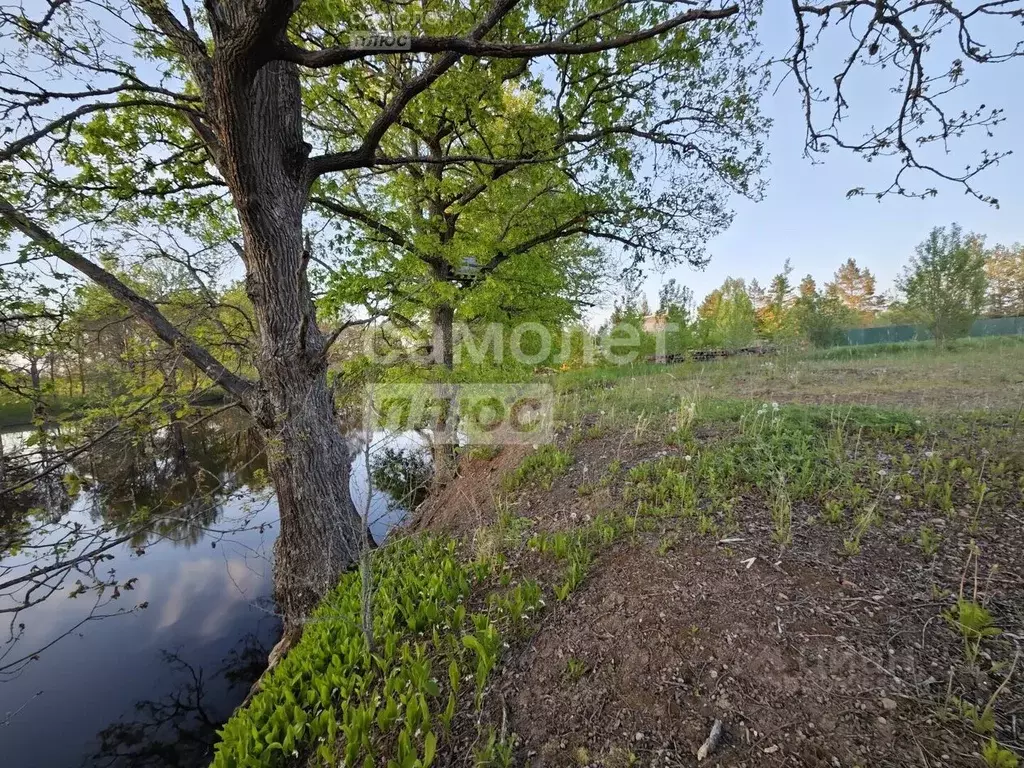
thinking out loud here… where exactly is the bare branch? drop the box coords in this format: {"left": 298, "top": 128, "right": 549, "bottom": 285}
{"left": 281, "top": 4, "right": 740, "bottom": 68}
{"left": 789, "top": 0, "right": 1024, "bottom": 205}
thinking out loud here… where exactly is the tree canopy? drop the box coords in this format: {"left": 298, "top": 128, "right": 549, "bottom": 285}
{"left": 899, "top": 224, "right": 988, "bottom": 341}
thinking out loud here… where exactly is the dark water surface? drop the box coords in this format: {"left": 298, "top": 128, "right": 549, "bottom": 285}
{"left": 0, "top": 413, "right": 421, "bottom": 768}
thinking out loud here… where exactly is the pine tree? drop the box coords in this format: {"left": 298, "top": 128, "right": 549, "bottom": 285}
{"left": 826, "top": 258, "right": 880, "bottom": 323}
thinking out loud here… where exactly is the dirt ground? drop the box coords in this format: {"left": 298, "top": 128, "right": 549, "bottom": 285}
{"left": 499, "top": 535, "right": 1022, "bottom": 767}
{"left": 414, "top": 444, "right": 530, "bottom": 534}
{"left": 425, "top": 350, "right": 1024, "bottom": 767}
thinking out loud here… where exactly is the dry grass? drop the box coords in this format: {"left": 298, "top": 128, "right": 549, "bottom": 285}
{"left": 555, "top": 337, "right": 1024, "bottom": 424}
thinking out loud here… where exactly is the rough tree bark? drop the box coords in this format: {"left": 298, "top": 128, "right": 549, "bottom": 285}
{"left": 208, "top": 54, "right": 364, "bottom": 624}
{"left": 429, "top": 302, "right": 459, "bottom": 487}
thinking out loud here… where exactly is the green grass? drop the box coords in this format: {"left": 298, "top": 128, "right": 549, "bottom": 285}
{"left": 213, "top": 536, "right": 535, "bottom": 768}
{"left": 501, "top": 445, "right": 573, "bottom": 492}
{"left": 554, "top": 360, "right": 690, "bottom": 392}
{"left": 805, "top": 334, "right": 1024, "bottom": 362}
{"left": 553, "top": 338, "right": 1024, "bottom": 425}
{"left": 213, "top": 515, "right": 623, "bottom": 768}
{"left": 0, "top": 388, "right": 233, "bottom": 429}
{"left": 0, "top": 397, "right": 38, "bottom": 428}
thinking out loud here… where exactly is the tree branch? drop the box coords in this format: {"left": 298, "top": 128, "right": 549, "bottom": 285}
{"left": 280, "top": 4, "right": 740, "bottom": 68}
{"left": 310, "top": 196, "right": 420, "bottom": 255}
{"left": 0, "top": 99, "right": 207, "bottom": 163}
{"left": 0, "top": 196, "right": 255, "bottom": 402}
{"left": 788, "top": 0, "right": 1024, "bottom": 205}
{"left": 135, "top": 0, "right": 214, "bottom": 98}
{"left": 307, "top": 0, "right": 526, "bottom": 179}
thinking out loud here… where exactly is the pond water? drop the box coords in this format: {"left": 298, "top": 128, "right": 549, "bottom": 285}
{"left": 0, "top": 412, "right": 426, "bottom": 768}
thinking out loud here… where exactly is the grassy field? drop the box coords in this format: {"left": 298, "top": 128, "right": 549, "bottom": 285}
{"left": 556, "top": 335, "right": 1024, "bottom": 419}
{"left": 215, "top": 338, "right": 1024, "bottom": 768}
{"left": 0, "top": 393, "right": 100, "bottom": 428}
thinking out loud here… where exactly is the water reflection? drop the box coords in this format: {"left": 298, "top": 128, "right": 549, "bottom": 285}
{"left": 85, "top": 628, "right": 274, "bottom": 768}
{"left": 0, "top": 411, "right": 428, "bottom": 768}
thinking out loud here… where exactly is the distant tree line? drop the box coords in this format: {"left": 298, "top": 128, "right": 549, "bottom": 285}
{"left": 4, "top": 223, "right": 1017, "bottom": 425}
{"left": 1, "top": 257, "right": 257, "bottom": 423}
{"left": 605, "top": 224, "right": 1022, "bottom": 350}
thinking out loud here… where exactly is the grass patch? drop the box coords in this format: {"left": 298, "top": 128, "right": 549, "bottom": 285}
{"left": 501, "top": 445, "right": 573, "bottom": 492}
{"left": 554, "top": 338, "right": 1024, "bottom": 420}
{"left": 0, "top": 398, "right": 35, "bottom": 428}
{"left": 213, "top": 537, "right": 477, "bottom": 768}
{"left": 804, "top": 334, "right": 1024, "bottom": 362}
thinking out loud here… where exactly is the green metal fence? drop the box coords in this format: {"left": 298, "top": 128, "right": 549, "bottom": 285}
{"left": 972, "top": 316, "right": 1024, "bottom": 336}
{"left": 842, "top": 316, "right": 1024, "bottom": 346}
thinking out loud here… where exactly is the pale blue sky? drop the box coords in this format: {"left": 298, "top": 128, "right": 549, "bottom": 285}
{"left": 631, "top": 7, "right": 1024, "bottom": 315}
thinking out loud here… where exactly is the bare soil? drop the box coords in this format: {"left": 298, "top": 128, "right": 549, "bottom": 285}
{"left": 424, "top": 414, "right": 1024, "bottom": 766}
{"left": 500, "top": 537, "right": 1021, "bottom": 767}
{"left": 414, "top": 444, "right": 530, "bottom": 534}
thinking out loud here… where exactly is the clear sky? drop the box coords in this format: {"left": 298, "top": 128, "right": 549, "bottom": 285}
{"left": 623, "top": 6, "right": 1024, "bottom": 318}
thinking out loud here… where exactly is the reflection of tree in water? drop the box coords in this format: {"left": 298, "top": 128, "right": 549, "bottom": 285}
{"left": 369, "top": 445, "right": 431, "bottom": 511}
{"left": 84, "top": 626, "right": 277, "bottom": 768}
{"left": 0, "top": 475, "right": 35, "bottom": 552}
{"left": 0, "top": 409, "right": 275, "bottom": 676}
{"left": 72, "top": 409, "right": 268, "bottom": 546}
{"left": 0, "top": 431, "right": 72, "bottom": 548}
{"left": 3, "top": 409, "right": 269, "bottom": 553}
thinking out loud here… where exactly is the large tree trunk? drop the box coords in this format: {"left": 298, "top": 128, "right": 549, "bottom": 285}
{"left": 256, "top": 374, "right": 361, "bottom": 623}
{"left": 212, "top": 57, "right": 364, "bottom": 625}
{"left": 28, "top": 355, "right": 45, "bottom": 424}
{"left": 429, "top": 303, "right": 459, "bottom": 486}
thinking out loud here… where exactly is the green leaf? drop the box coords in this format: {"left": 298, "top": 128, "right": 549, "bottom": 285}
{"left": 422, "top": 731, "right": 437, "bottom": 768}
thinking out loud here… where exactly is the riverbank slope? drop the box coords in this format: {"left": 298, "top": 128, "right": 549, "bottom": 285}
{"left": 212, "top": 339, "right": 1024, "bottom": 767}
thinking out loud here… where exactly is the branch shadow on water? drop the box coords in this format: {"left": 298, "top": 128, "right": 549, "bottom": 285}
{"left": 83, "top": 626, "right": 276, "bottom": 768}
